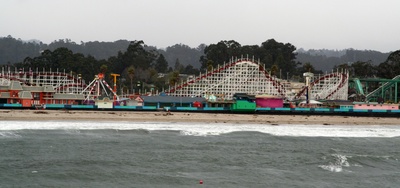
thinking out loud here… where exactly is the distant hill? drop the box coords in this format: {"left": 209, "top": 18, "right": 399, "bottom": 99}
{"left": 0, "top": 36, "right": 204, "bottom": 69}
{"left": 0, "top": 36, "right": 42, "bottom": 65}
{"left": 295, "top": 48, "right": 390, "bottom": 72}
{"left": 158, "top": 44, "right": 205, "bottom": 69}
{"left": 0, "top": 35, "right": 392, "bottom": 72}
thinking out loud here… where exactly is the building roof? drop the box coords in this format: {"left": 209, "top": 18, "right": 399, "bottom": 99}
{"left": 300, "top": 100, "right": 322, "bottom": 104}
{"left": 0, "top": 92, "right": 10, "bottom": 98}
{"left": 322, "top": 100, "right": 353, "bottom": 106}
{"left": 53, "top": 93, "right": 85, "bottom": 100}
{"left": 141, "top": 96, "right": 206, "bottom": 103}
{"left": 0, "top": 86, "right": 8, "bottom": 90}
{"left": 18, "top": 91, "right": 33, "bottom": 99}
{"left": 43, "top": 86, "right": 56, "bottom": 92}
{"left": 22, "top": 86, "right": 43, "bottom": 92}
{"left": 233, "top": 93, "right": 256, "bottom": 100}
{"left": 9, "top": 81, "right": 23, "bottom": 90}
{"left": 255, "top": 95, "right": 282, "bottom": 99}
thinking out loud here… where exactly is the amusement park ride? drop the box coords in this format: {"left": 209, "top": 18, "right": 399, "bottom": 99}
{"left": 350, "top": 76, "right": 400, "bottom": 103}
{"left": 0, "top": 67, "right": 122, "bottom": 105}
{"left": 166, "top": 57, "right": 349, "bottom": 102}
{"left": 0, "top": 56, "right": 399, "bottom": 106}
{"left": 81, "top": 73, "right": 120, "bottom": 103}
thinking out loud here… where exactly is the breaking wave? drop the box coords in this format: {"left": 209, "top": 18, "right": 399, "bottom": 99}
{"left": 1, "top": 120, "right": 400, "bottom": 138}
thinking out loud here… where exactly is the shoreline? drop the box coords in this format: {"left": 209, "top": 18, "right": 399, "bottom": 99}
{"left": 1, "top": 109, "right": 399, "bottom": 125}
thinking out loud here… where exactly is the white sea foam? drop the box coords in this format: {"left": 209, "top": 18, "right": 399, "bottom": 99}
{"left": 0, "top": 131, "right": 21, "bottom": 138}
{"left": 319, "top": 164, "right": 344, "bottom": 172}
{"left": 319, "top": 154, "right": 353, "bottom": 173}
{"left": 1, "top": 120, "right": 400, "bottom": 138}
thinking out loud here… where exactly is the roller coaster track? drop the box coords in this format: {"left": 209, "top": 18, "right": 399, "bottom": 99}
{"left": 295, "top": 72, "right": 348, "bottom": 100}
{"left": 353, "top": 78, "right": 364, "bottom": 95}
{"left": 166, "top": 58, "right": 287, "bottom": 99}
{"left": 0, "top": 71, "right": 87, "bottom": 93}
{"left": 365, "top": 75, "right": 400, "bottom": 102}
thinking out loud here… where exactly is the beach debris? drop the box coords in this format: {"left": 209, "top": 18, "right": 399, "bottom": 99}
{"left": 33, "top": 111, "right": 48, "bottom": 114}
{"left": 163, "top": 111, "right": 173, "bottom": 116}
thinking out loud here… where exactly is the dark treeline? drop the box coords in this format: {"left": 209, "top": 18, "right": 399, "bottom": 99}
{"left": 0, "top": 35, "right": 204, "bottom": 69}
{"left": 0, "top": 35, "right": 392, "bottom": 72}
{"left": 297, "top": 48, "right": 390, "bottom": 72}
{"left": 5, "top": 39, "right": 204, "bottom": 93}
{"left": 200, "top": 39, "right": 300, "bottom": 78}
{"left": 1, "top": 35, "right": 400, "bottom": 94}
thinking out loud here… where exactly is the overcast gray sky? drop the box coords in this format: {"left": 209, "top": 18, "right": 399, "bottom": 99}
{"left": 1, "top": 0, "right": 399, "bottom": 52}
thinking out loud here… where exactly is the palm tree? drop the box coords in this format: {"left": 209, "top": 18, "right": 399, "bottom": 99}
{"left": 270, "top": 64, "right": 279, "bottom": 76}
{"left": 127, "top": 66, "right": 135, "bottom": 92}
{"left": 169, "top": 71, "right": 180, "bottom": 86}
{"left": 303, "top": 62, "right": 315, "bottom": 73}
{"left": 100, "top": 64, "right": 108, "bottom": 73}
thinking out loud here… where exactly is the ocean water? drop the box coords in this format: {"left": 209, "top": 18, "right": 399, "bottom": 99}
{"left": 1, "top": 121, "right": 400, "bottom": 188}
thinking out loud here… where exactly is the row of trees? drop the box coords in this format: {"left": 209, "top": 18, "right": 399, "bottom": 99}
{"left": 201, "top": 39, "right": 300, "bottom": 77}
{"left": 201, "top": 40, "right": 400, "bottom": 80}
{"left": 333, "top": 51, "right": 400, "bottom": 79}
{"left": 0, "top": 36, "right": 205, "bottom": 69}
{"left": 3, "top": 36, "right": 400, "bottom": 94}
{"left": 12, "top": 40, "right": 202, "bottom": 93}
{"left": 1, "top": 35, "right": 392, "bottom": 71}
{"left": 297, "top": 49, "right": 390, "bottom": 72}
{"left": 10, "top": 39, "right": 308, "bottom": 92}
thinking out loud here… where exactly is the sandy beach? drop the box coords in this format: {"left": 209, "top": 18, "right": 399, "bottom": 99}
{"left": 0, "top": 109, "right": 399, "bottom": 125}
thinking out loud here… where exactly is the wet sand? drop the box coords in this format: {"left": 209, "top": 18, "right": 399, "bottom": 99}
{"left": 0, "top": 109, "right": 399, "bottom": 125}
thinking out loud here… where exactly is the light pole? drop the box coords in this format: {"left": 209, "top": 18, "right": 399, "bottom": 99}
{"left": 119, "top": 78, "right": 126, "bottom": 96}
{"left": 303, "top": 72, "right": 314, "bottom": 104}
{"left": 136, "top": 81, "right": 141, "bottom": 94}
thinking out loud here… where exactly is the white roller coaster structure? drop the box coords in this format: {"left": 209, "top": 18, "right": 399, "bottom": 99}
{"left": 0, "top": 67, "right": 118, "bottom": 101}
{"left": 166, "top": 57, "right": 287, "bottom": 100}
{"left": 0, "top": 59, "right": 349, "bottom": 102}
{"left": 0, "top": 67, "right": 85, "bottom": 94}
{"left": 166, "top": 57, "right": 349, "bottom": 101}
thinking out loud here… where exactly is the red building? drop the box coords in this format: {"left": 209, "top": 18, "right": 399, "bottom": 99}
{"left": 255, "top": 95, "right": 284, "bottom": 108}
